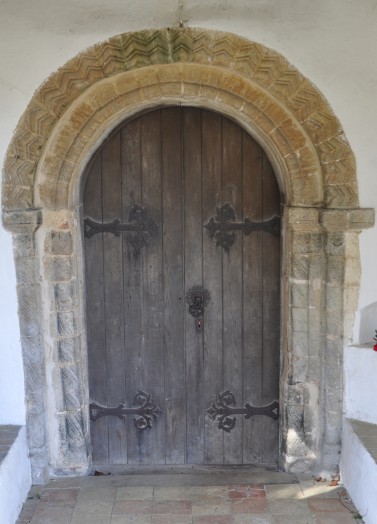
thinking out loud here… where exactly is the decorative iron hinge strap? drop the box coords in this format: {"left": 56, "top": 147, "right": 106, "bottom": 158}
{"left": 84, "top": 204, "right": 157, "bottom": 255}
{"left": 204, "top": 203, "right": 280, "bottom": 252}
{"left": 89, "top": 390, "right": 161, "bottom": 432}
{"left": 206, "top": 390, "right": 279, "bottom": 433}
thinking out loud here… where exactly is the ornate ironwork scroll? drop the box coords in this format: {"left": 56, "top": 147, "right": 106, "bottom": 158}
{"left": 206, "top": 390, "right": 279, "bottom": 433}
{"left": 84, "top": 204, "right": 157, "bottom": 255}
{"left": 89, "top": 390, "right": 162, "bottom": 432}
{"left": 186, "top": 286, "right": 210, "bottom": 318}
{"left": 204, "top": 203, "right": 280, "bottom": 252}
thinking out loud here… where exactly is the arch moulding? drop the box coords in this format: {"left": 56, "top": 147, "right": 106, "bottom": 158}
{"left": 1, "top": 28, "right": 374, "bottom": 482}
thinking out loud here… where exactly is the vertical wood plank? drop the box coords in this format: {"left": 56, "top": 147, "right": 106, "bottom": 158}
{"left": 242, "top": 133, "right": 264, "bottom": 464}
{"left": 183, "top": 108, "right": 205, "bottom": 464}
{"left": 101, "top": 133, "right": 127, "bottom": 464}
{"left": 84, "top": 154, "right": 108, "bottom": 464}
{"left": 161, "top": 107, "right": 185, "bottom": 464}
{"left": 262, "top": 152, "right": 280, "bottom": 464}
{"left": 221, "top": 117, "right": 243, "bottom": 465}
{"left": 139, "top": 110, "right": 165, "bottom": 464}
{"left": 121, "top": 118, "right": 144, "bottom": 463}
{"left": 202, "top": 110, "right": 224, "bottom": 464}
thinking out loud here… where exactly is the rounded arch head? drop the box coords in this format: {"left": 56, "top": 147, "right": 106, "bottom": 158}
{"left": 2, "top": 27, "right": 358, "bottom": 214}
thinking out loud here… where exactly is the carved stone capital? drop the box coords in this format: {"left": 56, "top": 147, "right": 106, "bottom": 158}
{"left": 2, "top": 208, "right": 42, "bottom": 235}
{"left": 286, "top": 206, "right": 375, "bottom": 232}
{"left": 320, "top": 208, "right": 375, "bottom": 232}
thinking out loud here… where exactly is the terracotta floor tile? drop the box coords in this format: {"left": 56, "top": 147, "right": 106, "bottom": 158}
{"left": 231, "top": 497, "right": 268, "bottom": 514}
{"left": 151, "top": 516, "right": 193, "bottom": 523}
{"left": 77, "top": 487, "right": 116, "bottom": 501}
{"left": 315, "top": 513, "right": 359, "bottom": 524}
{"left": 154, "top": 485, "right": 191, "bottom": 500}
{"left": 190, "top": 486, "right": 229, "bottom": 500}
{"left": 71, "top": 516, "right": 111, "bottom": 524}
{"left": 233, "top": 515, "right": 275, "bottom": 524}
{"left": 265, "top": 483, "right": 304, "bottom": 500}
{"left": 111, "top": 516, "right": 152, "bottom": 524}
{"left": 308, "top": 497, "right": 349, "bottom": 513}
{"left": 30, "top": 505, "right": 73, "bottom": 524}
{"left": 267, "top": 498, "right": 311, "bottom": 515}
{"left": 116, "top": 486, "right": 154, "bottom": 500}
{"left": 112, "top": 500, "right": 154, "bottom": 515}
{"left": 72, "top": 499, "right": 114, "bottom": 517}
{"left": 272, "top": 516, "right": 316, "bottom": 524}
{"left": 38, "top": 487, "right": 79, "bottom": 506}
{"left": 192, "top": 516, "right": 232, "bottom": 524}
{"left": 228, "top": 485, "right": 266, "bottom": 499}
{"left": 152, "top": 500, "right": 192, "bottom": 514}
{"left": 191, "top": 499, "right": 231, "bottom": 516}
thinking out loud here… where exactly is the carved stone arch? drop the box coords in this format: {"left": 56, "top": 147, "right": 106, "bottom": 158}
{"left": 34, "top": 63, "right": 323, "bottom": 211}
{"left": 1, "top": 27, "right": 361, "bottom": 211}
{"left": 2, "top": 28, "right": 374, "bottom": 482}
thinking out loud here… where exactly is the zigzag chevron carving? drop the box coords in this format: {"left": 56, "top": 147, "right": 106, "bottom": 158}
{"left": 2, "top": 28, "right": 358, "bottom": 211}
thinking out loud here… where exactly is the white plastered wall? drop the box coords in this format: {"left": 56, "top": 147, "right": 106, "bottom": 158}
{"left": 0, "top": 427, "right": 31, "bottom": 524}
{"left": 0, "top": 0, "right": 376, "bottom": 421}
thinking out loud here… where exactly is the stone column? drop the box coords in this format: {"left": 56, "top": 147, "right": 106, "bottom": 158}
{"left": 39, "top": 209, "right": 89, "bottom": 476}
{"left": 319, "top": 208, "right": 375, "bottom": 473}
{"left": 2, "top": 209, "right": 48, "bottom": 484}
{"left": 282, "top": 206, "right": 325, "bottom": 473}
{"left": 282, "top": 206, "right": 374, "bottom": 474}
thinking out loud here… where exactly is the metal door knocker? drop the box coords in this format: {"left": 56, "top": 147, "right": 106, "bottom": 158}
{"left": 186, "top": 286, "right": 210, "bottom": 332}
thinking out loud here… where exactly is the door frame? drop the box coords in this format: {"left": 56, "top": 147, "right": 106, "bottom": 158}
{"left": 2, "top": 28, "right": 374, "bottom": 482}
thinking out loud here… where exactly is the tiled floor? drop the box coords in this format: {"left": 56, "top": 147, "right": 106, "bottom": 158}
{"left": 17, "top": 470, "right": 364, "bottom": 524}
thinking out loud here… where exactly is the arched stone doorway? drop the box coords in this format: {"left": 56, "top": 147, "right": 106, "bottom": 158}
{"left": 2, "top": 28, "right": 374, "bottom": 482}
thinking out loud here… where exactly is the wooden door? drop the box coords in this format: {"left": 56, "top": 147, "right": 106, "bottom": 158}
{"left": 83, "top": 107, "right": 281, "bottom": 466}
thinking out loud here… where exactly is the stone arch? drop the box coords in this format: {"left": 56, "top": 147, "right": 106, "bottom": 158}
{"left": 2, "top": 28, "right": 374, "bottom": 482}
{"left": 3, "top": 28, "right": 359, "bottom": 211}
{"left": 35, "top": 63, "right": 323, "bottom": 212}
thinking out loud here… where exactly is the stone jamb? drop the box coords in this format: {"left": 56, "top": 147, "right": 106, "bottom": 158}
{"left": 2, "top": 210, "right": 49, "bottom": 484}
{"left": 1, "top": 28, "right": 375, "bottom": 481}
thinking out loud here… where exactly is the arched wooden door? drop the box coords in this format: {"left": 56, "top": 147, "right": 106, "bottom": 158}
{"left": 83, "top": 107, "right": 281, "bottom": 467}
